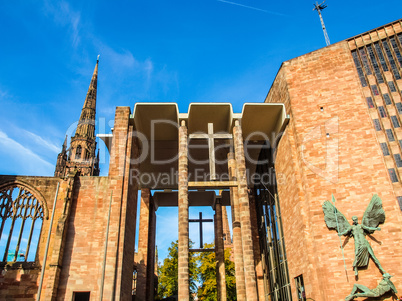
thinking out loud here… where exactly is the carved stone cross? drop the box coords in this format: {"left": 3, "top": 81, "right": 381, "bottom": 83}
{"left": 189, "top": 123, "right": 232, "bottom": 180}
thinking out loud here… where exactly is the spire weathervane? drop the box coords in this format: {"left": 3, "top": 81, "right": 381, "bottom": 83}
{"left": 97, "top": 54, "right": 100, "bottom": 62}
{"left": 313, "top": 1, "right": 330, "bottom": 46}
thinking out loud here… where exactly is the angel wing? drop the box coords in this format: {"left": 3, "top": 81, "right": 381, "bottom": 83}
{"left": 322, "top": 196, "right": 351, "bottom": 235}
{"left": 362, "top": 194, "right": 385, "bottom": 234}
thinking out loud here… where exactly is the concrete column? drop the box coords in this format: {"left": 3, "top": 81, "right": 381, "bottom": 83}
{"left": 228, "top": 151, "right": 246, "bottom": 300}
{"left": 136, "top": 188, "right": 157, "bottom": 301}
{"left": 147, "top": 206, "right": 157, "bottom": 301}
{"left": 178, "top": 120, "right": 189, "bottom": 301}
{"left": 233, "top": 120, "right": 258, "bottom": 301}
{"left": 222, "top": 206, "right": 231, "bottom": 247}
{"left": 249, "top": 193, "right": 265, "bottom": 301}
{"left": 215, "top": 200, "right": 227, "bottom": 301}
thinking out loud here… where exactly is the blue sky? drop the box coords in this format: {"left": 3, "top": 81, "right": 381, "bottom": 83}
{"left": 0, "top": 0, "right": 400, "bottom": 261}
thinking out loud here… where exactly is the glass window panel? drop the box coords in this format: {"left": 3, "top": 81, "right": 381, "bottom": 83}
{"left": 391, "top": 116, "right": 400, "bottom": 128}
{"left": 378, "top": 106, "right": 387, "bottom": 117}
{"left": 367, "top": 45, "right": 384, "bottom": 83}
{"left": 383, "top": 94, "right": 392, "bottom": 105}
{"left": 371, "top": 85, "right": 380, "bottom": 95}
{"left": 359, "top": 47, "right": 372, "bottom": 75}
{"left": 389, "top": 168, "right": 399, "bottom": 182}
{"left": 397, "top": 196, "right": 402, "bottom": 211}
{"left": 382, "top": 39, "right": 401, "bottom": 80}
{"left": 390, "top": 37, "right": 402, "bottom": 67}
{"left": 366, "top": 97, "right": 375, "bottom": 108}
{"left": 380, "top": 143, "right": 390, "bottom": 156}
{"left": 375, "top": 42, "right": 389, "bottom": 71}
{"left": 373, "top": 119, "right": 381, "bottom": 131}
{"left": 386, "top": 129, "right": 395, "bottom": 141}
{"left": 352, "top": 51, "right": 367, "bottom": 87}
{"left": 396, "top": 103, "right": 402, "bottom": 114}
{"left": 395, "top": 154, "right": 402, "bottom": 168}
{"left": 388, "top": 81, "right": 397, "bottom": 92}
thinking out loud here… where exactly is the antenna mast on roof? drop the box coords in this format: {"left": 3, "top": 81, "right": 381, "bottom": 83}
{"left": 313, "top": 1, "right": 330, "bottom": 46}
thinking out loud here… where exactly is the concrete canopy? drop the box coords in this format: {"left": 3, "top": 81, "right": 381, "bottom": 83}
{"left": 98, "top": 102, "right": 288, "bottom": 189}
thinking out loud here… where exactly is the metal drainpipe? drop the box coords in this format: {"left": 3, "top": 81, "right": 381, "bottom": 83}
{"left": 36, "top": 182, "right": 60, "bottom": 301}
{"left": 100, "top": 191, "right": 113, "bottom": 301}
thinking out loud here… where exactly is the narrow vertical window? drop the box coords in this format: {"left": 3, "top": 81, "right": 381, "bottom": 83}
{"left": 366, "top": 97, "right": 375, "bottom": 108}
{"left": 367, "top": 44, "right": 384, "bottom": 83}
{"left": 382, "top": 39, "right": 401, "bottom": 80}
{"left": 359, "top": 47, "right": 372, "bottom": 75}
{"left": 375, "top": 42, "right": 389, "bottom": 71}
{"left": 371, "top": 85, "right": 380, "bottom": 96}
{"left": 352, "top": 51, "right": 367, "bottom": 87}
{"left": 75, "top": 145, "right": 82, "bottom": 159}
{"left": 383, "top": 94, "right": 392, "bottom": 105}
{"left": 378, "top": 106, "right": 387, "bottom": 117}
{"left": 395, "top": 154, "right": 402, "bottom": 167}
{"left": 295, "top": 275, "right": 306, "bottom": 301}
{"left": 388, "top": 81, "right": 397, "bottom": 92}
{"left": 388, "top": 168, "right": 398, "bottom": 182}
{"left": 399, "top": 140, "right": 402, "bottom": 149}
{"left": 380, "top": 143, "right": 390, "bottom": 156}
{"left": 386, "top": 129, "right": 395, "bottom": 142}
{"left": 390, "top": 37, "right": 402, "bottom": 67}
{"left": 373, "top": 119, "right": 381, "bottom": 131}
{"left": 0, "top": 185, "right": 44, "bottom": 262}
{"left": 396, "top": 103, "right": 402, "bottom": 114}
{"left": 397, "top": 196, "right": 402, "bottom": 211}
{"left": 391, "top": 116, "right": 400, "bottom": 128}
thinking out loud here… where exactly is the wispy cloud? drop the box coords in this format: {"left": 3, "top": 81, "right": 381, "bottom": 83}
{"left": 217, "top": 0, "right": 286, "bottom": 16}
{"left": 0, "top": 130, "right": 54, "bottom": 176}
{"left": 21, "top": 129, "right": 60, "bottom": 153}
{"left": 42, "top": 0, "right": 82, "bottom": 47}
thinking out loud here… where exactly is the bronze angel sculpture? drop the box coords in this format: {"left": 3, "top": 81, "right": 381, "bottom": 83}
{"left": 323, "top": 194, "right": 386, "bottom": 276}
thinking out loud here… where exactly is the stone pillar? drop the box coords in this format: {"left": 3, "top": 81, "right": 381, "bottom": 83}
{"left": 135, "top": 188, "right": 152, "bottom": 301}
{"left": 178, "top": 120, "right": 189, "bottom": 300}
{"left": 146, "top": 206, "right": 157, "bottom": 301}
{"left": 105, "top": 107, "right": 140, "bottom": 300}
{"left": 222, "top": 206, "right": 232, "bottom": 247}
{"left": 215, "top": 200, "right": 227, "bottom": 301}
{"left": 233, "top": 120, "right": 258, "bottom": 301}
{"left": 228, "top": 151, "right": 246, "bottom": 300}
{"left": 249, "top": 193, "right": 265, "bottom": 301}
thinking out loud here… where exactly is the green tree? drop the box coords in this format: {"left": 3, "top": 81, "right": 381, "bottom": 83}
{"left": 197, "top": 243, "right": 236, "bottom": 301}
{"left": 156, "top": 240, "right": 199, "bottom": 300}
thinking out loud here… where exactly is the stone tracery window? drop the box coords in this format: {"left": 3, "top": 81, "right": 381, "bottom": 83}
{"left": 0, "top": 184, "right": 44, "bottom": 262}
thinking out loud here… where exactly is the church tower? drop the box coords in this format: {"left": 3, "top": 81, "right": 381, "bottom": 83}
{"left": 54, "top": 57, "right": 100, "bottom": 177}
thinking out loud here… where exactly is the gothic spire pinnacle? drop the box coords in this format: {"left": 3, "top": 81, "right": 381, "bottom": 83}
{"left": 62, "top": 135, "right": 68, "bottom": 152}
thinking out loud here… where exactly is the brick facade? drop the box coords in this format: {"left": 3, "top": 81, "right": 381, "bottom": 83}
{"left": 266, "top": 35, "right": 402, "bottom": 300}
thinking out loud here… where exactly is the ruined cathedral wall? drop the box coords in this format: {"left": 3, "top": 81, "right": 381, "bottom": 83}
{"left": 270, "top": 41, "right": 402, "bottom": 300}
{"left": 56, "top": 176, "right": 112, "bottom": 300}
{"left": 0, "top": 175, "right": 68, "bottom": 300}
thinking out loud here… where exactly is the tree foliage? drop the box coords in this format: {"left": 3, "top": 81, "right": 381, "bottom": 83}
{"left": 156, "top": 241, "right": 236, "bottom": 300}
{"left": 197, "top": 243, "right": 236, "bottom": 301}
{"left": 156, "top": 240, "right": 199, "bottom": 300}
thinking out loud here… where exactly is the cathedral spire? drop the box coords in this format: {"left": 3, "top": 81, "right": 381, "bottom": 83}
{"left": 62, "top": 135, "right": 68, "bottom": 152}
{"left": 54, "top": 57, "right": 101, "bottom": 177}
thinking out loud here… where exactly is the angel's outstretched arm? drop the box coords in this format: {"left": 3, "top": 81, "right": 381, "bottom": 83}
{"left": 362, "top": 225, "right": 381, "bottom": 231}
{"left": 338, "top": 228, "right": 352, "bottom": 236}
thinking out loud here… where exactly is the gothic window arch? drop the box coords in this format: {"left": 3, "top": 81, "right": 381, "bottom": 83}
{"left": 75, "top": 145, "right": 82, "bottom": 159}
{"left": 0, "top": 184, "right": 45, "bottom": 262}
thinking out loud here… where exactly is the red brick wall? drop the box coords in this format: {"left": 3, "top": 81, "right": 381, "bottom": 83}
{"left": 266, "top": 42, "right": 402, "bottom": 300}
{"left": 56, "top": 176, "right": 111, "bottom": 300}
